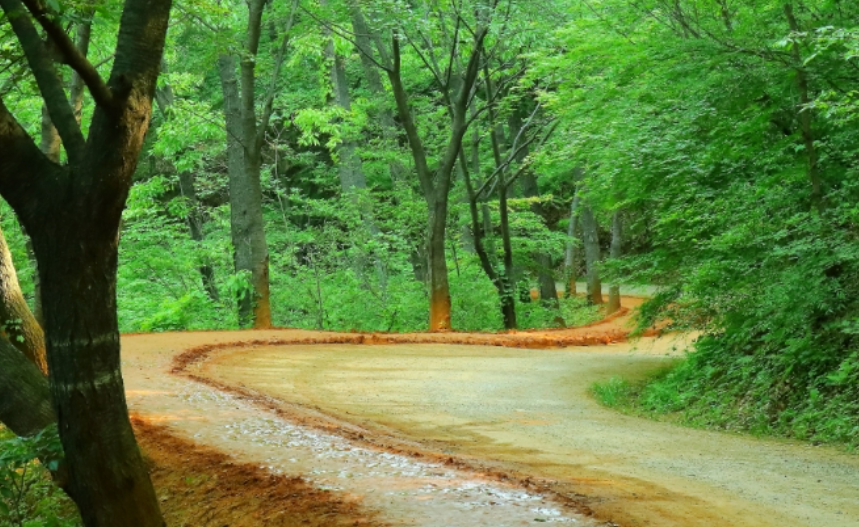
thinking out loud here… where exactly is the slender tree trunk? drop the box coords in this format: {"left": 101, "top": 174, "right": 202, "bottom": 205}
{"left": 325, "top": 30, "right": 387, "bottom": 293}
{"left": 497, "top": 183, "right": 517, "bottom": 329}
{"left": 39, "top": 105, "right": 61, "bottom": 162}
{"left": 510, "top": 110, "right": 559, "bottom": 307}
{"left": 0, "top": 227, "right": 46, "bottom": 372}
{"left": 428, "top": 196, "right": 452, "bottom": 330}
{"left": 462, "top": 154, "right": 516, "bottom": 329}
{"left": 156, "top": 61, "right": 219, "bottom": 302}
{"left": 564, "top": 192, "right": 580, "bottom": 298}
{"left": 348, "top": 3, "right": 407, "bottom": 184}
{"left": 178, "top": 172, "right": 219, "bottom": 301}
{"left": 784, "top": 2, "right": 822, "bottom": 211}
{"left": 218, "top": 55, "right": 271, "bottom": 328}
{"left": 607, "top": 210, "right": 623, "bottom": 314}
{"left": 580, "top": 205, "right": 603, "bottom": 305}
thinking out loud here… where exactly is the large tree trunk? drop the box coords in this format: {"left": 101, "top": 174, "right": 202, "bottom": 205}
{"left": 0, "top": 0, "right": 171, "bottom": 522}
{"left": 32, "top": 213, "right": 162, "bottom": 527}
{"left": 0, "top": 226, "right": 46, "bottom": 372}
{"left": 218, "top": 55, "right": 271, "bottom": 328}
{"left": 580, "top": 205, "right": 604, "bottom": 305}
{"left": 607, "top": 210, "right": 623, "bottom": 314}
{"left": 564, "top": 192, "right": 580, "bottom": 298}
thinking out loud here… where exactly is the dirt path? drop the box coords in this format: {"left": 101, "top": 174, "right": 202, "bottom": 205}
{"left": 122, "top": 303, "right": 859, "bottom": 527}
{"left": 196, "top": 339, "right": 859, "bottom": 527}
{"left": 123, "top": 331, "right": 605, "bottom": 526}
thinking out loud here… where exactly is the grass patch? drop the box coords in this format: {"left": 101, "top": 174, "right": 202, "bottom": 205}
{"left": 591, "top": 343, "right": 859, "bottom": 451}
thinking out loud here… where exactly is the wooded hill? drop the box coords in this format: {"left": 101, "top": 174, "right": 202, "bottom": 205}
{"left": 0, "top": 0, "right": 858, "bottom": 525}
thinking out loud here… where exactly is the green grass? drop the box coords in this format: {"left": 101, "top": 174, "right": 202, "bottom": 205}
{"left": 591, "top": 352, "right": 859, "bottom": 452}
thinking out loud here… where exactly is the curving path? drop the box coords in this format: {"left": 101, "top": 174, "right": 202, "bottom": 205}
{"left": 122, "top": 305, "right": 859, "bottom": 527}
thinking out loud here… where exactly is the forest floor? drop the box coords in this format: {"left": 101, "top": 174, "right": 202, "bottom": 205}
{"left": 121, "top": 298, "right": 859, "bottom": 527}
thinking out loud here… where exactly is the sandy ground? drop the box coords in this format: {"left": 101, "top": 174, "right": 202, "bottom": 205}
{"left": 123, "top": 331, "right": 603, "bottom": 527}
{"left": 121, "top": 300, "right": 859, "bottom": 527}
{"left": 198, "top": 338, "right": 859, "bottom": 527}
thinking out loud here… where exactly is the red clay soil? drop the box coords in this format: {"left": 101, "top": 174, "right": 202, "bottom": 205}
{"left": 132, "top": 416, "right": 381, "bottom": 527}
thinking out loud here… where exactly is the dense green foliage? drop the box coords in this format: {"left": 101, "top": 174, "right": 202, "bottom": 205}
{"left": 567, "top": 1, "right": 859, "bottom": 446}
{"left": 2, "top": 0, "right": 858, "bottom": 448}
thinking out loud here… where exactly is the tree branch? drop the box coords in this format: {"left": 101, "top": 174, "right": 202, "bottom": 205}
{"left": 0, "top": 95, "right": 59, "bottom": 217}
{"left": 256, "top": 0, "right": 299, "bottom": 152}
{"left": 19, "top": 0, "right": 115, "bottom": 110}
{"left": 0, "top": 0, "right": 85, "bottom": 163}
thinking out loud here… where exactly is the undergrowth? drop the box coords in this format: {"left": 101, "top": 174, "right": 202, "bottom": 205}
{"left": 593, "top": 335, "right": 859, "bottom": 450}
{"left": 0, "top": 427, "right": 80, "bottom": 527}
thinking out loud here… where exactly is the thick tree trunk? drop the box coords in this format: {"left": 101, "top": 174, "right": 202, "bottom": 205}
{"left": 580, "top": 205, "right": 603, "bottom": 305}
{"left": 0, "top": 227, "right": 46, "bottom": 372}
{"left": 0, "top": 0, "right": 171, "bottom": 522}
{"left": 32, "top": 216, "right": 162, "bottom": 527}
{"left": 607, "top": 211, "right": 623, "bottom": 314}
{"left": 218, "top": 55, "right": 271, "bottom": 328}
{"left": 564, "top": 192, "right": 580, "bottom": 298}
{"left": 178, "top": 171, "right": 219, "bottom": 301}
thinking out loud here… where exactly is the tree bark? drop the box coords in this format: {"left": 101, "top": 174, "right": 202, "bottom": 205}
{"left": 427, "top": 196, "right": 452, "bottom": 330}
{"left": 0, "top": 226, "right": 46, "bottom": 372}
{"left": 564, "top": 192, "right": 580, "bottom": 298}
{"left": 607, "top": 210, "right": 623, "bottom": 314}
{"left": 29, "top": 15, "right": 94, "bottom": 326}
{"left": 218, "top": 55, "right": 271, "bottom": 328}
{"left": 497, "top": 183, "right": 517, "bottom": 329}
{"left": 580, "top": 205, "right": 604, "bottom": 305}
{"left": 0, "top": 0, "right": 172, "bottom": 522}
{"left": 0, "top": 336, "right": 53, "bottom": 438}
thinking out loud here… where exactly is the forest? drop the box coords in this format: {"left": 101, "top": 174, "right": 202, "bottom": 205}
{"left": 0, "top": 0, "right": 858, "bottom": 526}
